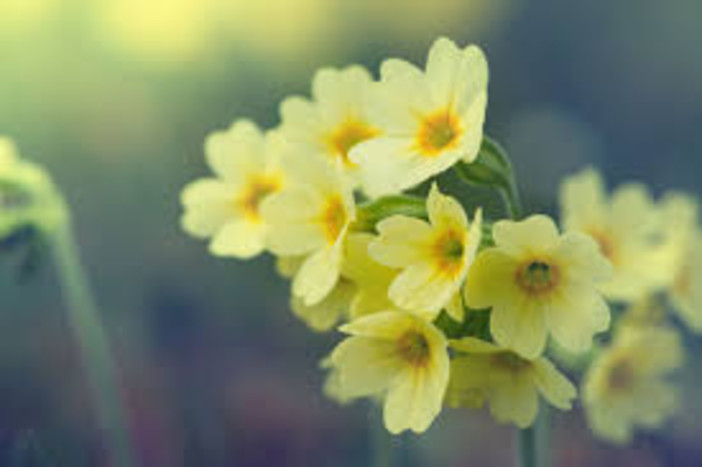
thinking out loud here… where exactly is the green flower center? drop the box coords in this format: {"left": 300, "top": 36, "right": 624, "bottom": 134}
{"left": 396, "top": 330, "right": 431, "bottom": 367}
{"left": 516, "top": 260, "right": 559, "bottom": 295}
{"left": 416, "top": 109, "right": 462, "bottom": 156}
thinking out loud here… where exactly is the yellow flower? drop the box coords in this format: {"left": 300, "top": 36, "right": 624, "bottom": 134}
{"left": 369, "top": 183, "right": 481, "bottom": 317}
{"left": 559, "top": 168, "right": 672, "bottom": 301}
{"left": 279, "top": 66, "right": 380, "bottom": 186}
{"left": 261, "top": 155, "right": 356, "bottom": 306}
{"left": 464, "top": 215, "right": 612, "bottom": 359}
{"left": 447, "top": 338, "right": 576, "bottom": 428}
{"left": 350, "top": 37, "right": 488, "bottom": 197}
{"left": 180, "top": 120, "right": 285, "bottom": 259}
{"left": 583, "top": 324, "right": 683, "bottom": 444}
{"left": 329, "top": 310, "right": 449, "bottom": 434}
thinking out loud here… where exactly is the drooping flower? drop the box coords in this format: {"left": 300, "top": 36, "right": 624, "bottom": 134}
{"left": 464, "top": 215, "right": 612, "bottom": 359}
{"left": 369, "top": 183, "right": 481, "bottom": 317}
{"left": 350, "top": 37, "right": 488, "bottom": 197}
{"left": 261, "top": 155, "right": 355, "bottom": 306}
{"left": 279, "top": 66, "right": 380, "bottom": 186}
{"left": 583, "top": 324, "right": 683, "bottom": 444}
{"left": 447, "top": 338, "right": 576, "bottom": 428}
{"left": 329, "top": 310, "right": 449, "bottom": 434}
{"left": 559, "top": 168, "right": 673, "bottom": 302}
{"left": 180, "top": 120, "right": 285, "bottom": 259}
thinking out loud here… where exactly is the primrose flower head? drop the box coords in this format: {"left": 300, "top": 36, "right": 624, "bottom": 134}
{"left": 464, "top": 215, "right": 612, "bottom": 359}
{"left": 329, "top": 310, "right": 449, "bottom": 434}
{"left": 0, "top": 137, "right": 65, "bottom": 239}
{"left": 559, "top": 168, "right": 673, "bottom": 302}
{"left": 261, "top": 154, "right": 356, "bottom": 306}
{"left": 279, "top": 66, "right": 380, "bottom": 186}
{"left": 447, "top": 338, "right": 576, "bottom": 428}
{"left": 350, "top": 37, "right": 488, "bottom": 197}
{"left": 583, "top": 324, "right": 683, "bottom": 444}
{"left": 180, "top": 120, "right": 285, "bottom": 259}
{"left": 369, "top": 183, "right": 482, "bottom": 318}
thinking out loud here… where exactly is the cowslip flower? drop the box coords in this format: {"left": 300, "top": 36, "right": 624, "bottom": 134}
{"left": 279, "top": 66, "right": 380, "bottom": 186}
{"left": 559, "top": 168, "right": 672, "bottom": 302}
{"left": 262, "top": 155, "right": 356, "bottom": 306}
{"left": 447, "top": 338, "right": 576, "bottom": 428}
{"left": 350, "top": 37, "right": 488, "bottom": 197}
{"left": 464, "top": 215, "right": 612, "bottom": 359}
{"left": 329, "top": 310, "right": 449, "bottom": 434}
{"left": 369, "top": 183, "right": 481, "bottom": 317}
{"left": 583, "top": 324, "right": 683, "bottom": 444}
{"left": 180, "top": 121, "right": 285, "bottom": 259}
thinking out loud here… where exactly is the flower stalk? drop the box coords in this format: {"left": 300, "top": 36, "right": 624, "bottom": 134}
{"left": 49, "top": 210, "right": 136, "bottom": 467}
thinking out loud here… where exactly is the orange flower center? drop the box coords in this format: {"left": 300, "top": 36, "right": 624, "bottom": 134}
{"left": 326, "top": 118, "right": 379, "bottom": 166}
{"left": 416, "top": 108, "right": 462, "bottom": 156}
{"left": 238, "top": 174, "right": 281, "bottom": 221}
{"left": 607, "top": 359, "right": 635, "bottom": 393}
{"left": 515, "top": 259, "right": 560, "bottom": 296}
{"left": 396, "top": 330, "right": 431, "bottom": 367}
{"left": 588, "top": 229, "right": 617, "bottom": 264}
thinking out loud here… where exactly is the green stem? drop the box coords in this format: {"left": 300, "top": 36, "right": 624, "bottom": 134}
{"left": 49, "top": 220, "right": 136, "bottom": 467}
{"left": 518, "top": 426, "right": 537, "bottom": 467}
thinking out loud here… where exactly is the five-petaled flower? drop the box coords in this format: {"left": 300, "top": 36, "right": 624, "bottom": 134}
{"left": 464, "top": 215, "right": 612, "bottom": 359}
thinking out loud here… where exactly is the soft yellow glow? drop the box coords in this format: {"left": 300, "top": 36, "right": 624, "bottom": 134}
{"left": 219, "top": 0, "right": 338, "bottom": 58}
{"left": 0, "top": 0, "right": 57, "bottom": 36}
{"left": 95, "top": 0, "right": 217, "bottom": 63}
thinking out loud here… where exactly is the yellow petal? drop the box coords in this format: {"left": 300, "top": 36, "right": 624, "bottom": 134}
{"left": 205, "top": 119, "right": 265, "bottom": 184}
{"left": 291, "top": 279, "right": 356, "bottom": 331}
{"left": 531, "top": 358, "right": 577, "bottom": 410}
{"left": 491, "top": 299, "right": 548, "bottom": 359}
{"left": 489, "top": 377, "right": 539, "bottom": 428}
{"left": 384, "top": 359, "right": 449, "bottom": 434}
{"left": 330, "top": 337, "right": 404, "bottom": 398}
{"left": 492, "top": 215, "right": 560, "bottom": 253}
{"left": 209, "top": 219, "right": 266, "bottom": 259}
{"left": 293, "top": 243, "right": 343, "bottom": 305}
{"left": 370, "top": 215, "right": 432, "bottom": 267}
{"left": 180, "top": 178, "right": 237, "bottom": 238}
{"left": 426, "top": 182, "right": 468, "bottom": 231}
{"left": 464, "top": 249, "right": 518, "bottom": 309}
{"left": 389, "top": 263, "right": 455, "bottom": 314}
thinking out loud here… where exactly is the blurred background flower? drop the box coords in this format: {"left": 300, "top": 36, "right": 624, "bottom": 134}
{"left": 1, "top": 0, "right": 702, "bottom": 466}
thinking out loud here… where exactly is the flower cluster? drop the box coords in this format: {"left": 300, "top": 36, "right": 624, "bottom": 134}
{"left": 179, "top": 37, "right": 698, "bottom": 438}
{"left": 559, "top": 168, "right": 700, "bottom": 443}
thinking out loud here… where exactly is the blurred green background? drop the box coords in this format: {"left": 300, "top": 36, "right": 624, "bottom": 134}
{"left": 1, "top": 0, "right": 702, "bottom": 465}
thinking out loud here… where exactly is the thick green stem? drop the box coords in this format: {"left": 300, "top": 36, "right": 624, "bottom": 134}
{"left": 49, "top": 220, "right": 136, "bottom": 467}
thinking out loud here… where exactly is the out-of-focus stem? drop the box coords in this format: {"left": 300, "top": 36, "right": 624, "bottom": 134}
{"left": 49, "top": 217, "right": 136, "bottom": 467}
